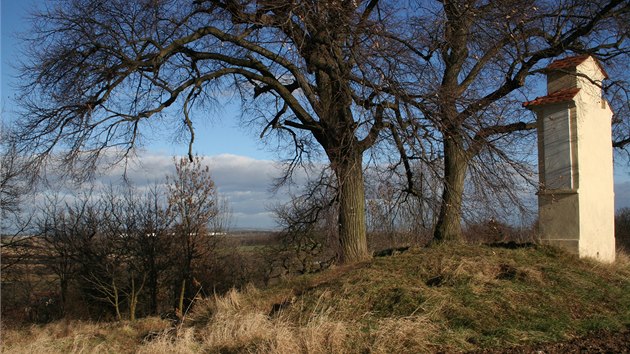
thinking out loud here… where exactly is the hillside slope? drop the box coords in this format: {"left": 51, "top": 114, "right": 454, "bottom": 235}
{"left": 3, "top": 243, "right": 630, "bottom": 353}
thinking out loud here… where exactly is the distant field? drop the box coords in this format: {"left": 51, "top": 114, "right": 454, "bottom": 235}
{"left": 2, "top": 243, "right": 629, "bottom": 353}
{"left": 226, "top": 230, "right": 281, "bottom": 246}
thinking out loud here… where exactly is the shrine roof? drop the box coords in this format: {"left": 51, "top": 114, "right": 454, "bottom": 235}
{"left": 523, "top": 87, "right": 581, "bottom": 108}
{"left": 546, "top": 55, "right": 609, "bottom": 79}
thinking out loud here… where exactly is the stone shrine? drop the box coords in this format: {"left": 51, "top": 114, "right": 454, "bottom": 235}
{"left": 524, "top": 55, "right": 615, "bottom": 262}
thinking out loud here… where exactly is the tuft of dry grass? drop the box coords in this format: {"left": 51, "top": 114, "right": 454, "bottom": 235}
{"left": 370, "top": 316, "right": 439, "bottom": 353}
{"left": 136, "top": 288, "right": 357, "bottom": 354}
{"left": 137, "top": 328, "right": 199, "bottom": 354}
{"left": 1, "top": 318, "right": 169, "bottom": 354}
{"left": 615, "top": 249, "right": 630, "bottom": 269}
{"left": 138, "top": 285, "right": 439, "bottom": 353}
{"left": 192, "top": 289, "right": 354, "bottom": 353}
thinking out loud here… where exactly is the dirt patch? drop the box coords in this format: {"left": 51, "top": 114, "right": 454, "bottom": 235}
{"left": 471, "top": 329, "right": 630, "bottom": 353}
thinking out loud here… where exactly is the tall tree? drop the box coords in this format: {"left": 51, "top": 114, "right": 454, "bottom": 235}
{"left": 12, "top": 0, "right": 415, "bottom": 263}
{"left": 102, "top": 184, "right": 174, "bottom": 316}
{"left": 38, "top": 193, "right": 106, "bottom": 315}
{"left": 12, "top": 0, "right": 629, "bottom": 257}
{"left": 388, "top": 0, "right": 629, "bottom": 241}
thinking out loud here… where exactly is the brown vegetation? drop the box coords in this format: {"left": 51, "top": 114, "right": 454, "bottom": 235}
{"left": 3, "top": 243, "right": 629, "bottom": 353}
{"left": 617, "top": 207, "right": 630, "bottom": 252}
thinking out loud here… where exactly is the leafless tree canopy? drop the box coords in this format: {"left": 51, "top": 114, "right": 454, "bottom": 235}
{"left": 9, "top": 0, "right": 630, "bottom": 262}
{"left": 11, "top": 157, "right": 228, "bottom": 321}
{"left": 380, "top": 0, "right": 629, "bottom": 241}
{"left": 13, "top": 0, "right": 419, "bottom": 263}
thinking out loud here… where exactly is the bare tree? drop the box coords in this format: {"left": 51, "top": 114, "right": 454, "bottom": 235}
{"left": 1, "top": 125, "right": 39, "bottom": 276}
{"left": 167, "top": 156, "right": 221, "bottom": 313}
{"left": 12, "top": 0, "right": 628, "bottom": 258}
{"left": 365, "top": 166, "right": 440, "bottom": 247}
{"left": 100, "top": 184, "right": 173, "bottom": 318}
{"left": 387, "top": 0, "right": 630, "bottom": 242}
{"left": 37, "top": 186, "right": 167, "bottom": 320}
{"left": 1, "top": 133, "right": 23, "bottom": 217}
{"left": 269, "top": 170, "right": 338, "bottom": 277}
{"left": 129, "top": 185, "right": 174, "bottom": 315}
{"left": 37, "top": 192, "right": 105, "bottom": 315}
{"left": 11, "top": 0, "right": 420, "bottom": 264}
{"left": 616, "top": 208, "right": 630, "bottom": 251}
{"left": 609, "top": 63, "right": 630, "bottom": 154}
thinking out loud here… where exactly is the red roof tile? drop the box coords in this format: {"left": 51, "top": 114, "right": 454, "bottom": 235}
{"left": 547, "top": 55, "right": 589, "bottom": 70}
{"left": 523, "top": 87, "right": 581, "bottom": 108}
{"left": 546, "top": 55, "right": 609, "bottom": 79}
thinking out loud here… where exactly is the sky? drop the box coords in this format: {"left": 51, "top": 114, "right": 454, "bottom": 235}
{"left": 32, "top": 153, "right": 295, "bottom": 230}
{"left": 1, "top": 0, "right": 287, "bottom": 229}
{"left": 1, "top": 0, "right": 629, "bottom": 231}
{"left": 0, "top": 0, "right": 274, "bottom": 160}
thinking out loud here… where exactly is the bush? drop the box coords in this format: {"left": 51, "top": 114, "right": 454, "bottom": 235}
{"left": 464, "top": 219, "right": 535, "bottom": 245}
{"left": 616, "top": 208, "right": 630, "bottom": 251}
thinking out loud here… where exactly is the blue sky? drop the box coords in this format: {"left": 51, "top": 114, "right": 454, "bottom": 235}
{"left": 1, "top": 0, "right": 629, "bottom": 230}
{"left": 1, "top": 0, "right": 284, "bottom": 229}
{"left": 1, "top": 0, "right": 275, "bottom": 161}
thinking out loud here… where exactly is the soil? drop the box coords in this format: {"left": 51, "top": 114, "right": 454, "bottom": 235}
{"left": 471, "top": 328, "right": 630, "bottom": 353}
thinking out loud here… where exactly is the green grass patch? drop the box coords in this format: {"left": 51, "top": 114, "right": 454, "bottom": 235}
{"left": 3, "top": 243, "right": 629, "bottom": 353}
{"left": 249, "top": 243, "right": 630, "bottom": 351}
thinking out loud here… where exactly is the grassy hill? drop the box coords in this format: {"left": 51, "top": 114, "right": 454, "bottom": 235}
{"left": 2, "top": 243, "right": 630, "bottom": 353}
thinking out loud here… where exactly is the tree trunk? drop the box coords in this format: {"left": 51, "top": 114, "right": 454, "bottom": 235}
{"left": 129, "top": 277, "right": 137, "bottom": 321}
{"left": 112, "top": 279, "right": 122, "bottom": 321}
{"left": 434, "top": 135, "right": 469, "bottom": 243}
{"left": 177, "top": 278, "right": 186, "bottom": 316}
{"left": 129, "top": 274, "right": 145, "bottom": 321}
{"left": 148, "top": 269, "right": 158, "bottom": 315}
{"left": 59, "top": 277, "right": 68, "bottom": 315}
{"left": 334, "top": 150, "right": 371, "bottom": 263}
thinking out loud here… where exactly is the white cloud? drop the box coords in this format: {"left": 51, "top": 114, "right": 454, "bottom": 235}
{"left": 24, "top": 152, "right": 288, "bottom": 230}
{"left": 119, "top": 153, "right": 287, "bottom": 230}
{"left": 206, "top": 154, "right": 282, "bottom": 193}
{"left": 22, "top": 150, "right": 630, "bottom": 232}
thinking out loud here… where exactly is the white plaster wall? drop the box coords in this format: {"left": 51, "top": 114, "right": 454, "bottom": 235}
{"left": 574, "top": 58, "right": 615, "bottom": 262}
{"left": 537, "top": 104, "right": 579, "bottom": 250}
{"left": 576, "top": 57, "right": 606, "bottom": 94}
{"left": 539, "top": 192, "right": 580, "bottom": 252}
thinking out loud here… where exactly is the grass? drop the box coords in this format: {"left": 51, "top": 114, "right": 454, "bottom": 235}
{"left": 0, "top": 317, "right": 169, "bottom": 354}
{"left": 2, "top": 243, "right": 630, "bottom": 353}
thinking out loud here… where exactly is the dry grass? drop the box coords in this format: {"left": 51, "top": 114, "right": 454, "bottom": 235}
{"left": 136, "top": 328, "right": 199, "bottom": 354}
{"left": 96, "top": 285, "right": 438, "bottom": 353}
{"left": 1, "top": 317, "right": 168, "bottom": 354}
{"left": 3, "top": 244, "right": 630, "bottom": 353}
{"left": 369, "top": 316, "right": 438, "bottom": 353}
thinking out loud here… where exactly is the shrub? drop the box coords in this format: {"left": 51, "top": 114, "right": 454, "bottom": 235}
{"left": 616, "top": 208, "right": 630, "bottom": 251}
